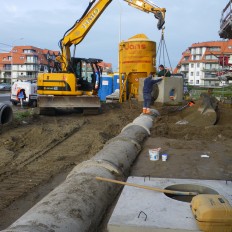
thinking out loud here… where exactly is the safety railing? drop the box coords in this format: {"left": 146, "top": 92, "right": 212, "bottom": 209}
{"left": 220, "top": 0, "right": 232, "bottom": 29}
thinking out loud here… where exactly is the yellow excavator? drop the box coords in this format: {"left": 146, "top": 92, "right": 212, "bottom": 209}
{"left": 37, "top": 0, "right": 166, "bottom": 114}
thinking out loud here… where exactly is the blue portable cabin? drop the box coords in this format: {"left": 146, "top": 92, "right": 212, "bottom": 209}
{"left": 113, "top": 73, "right": 120, "bottom": 92}
{"left": 98, "top": 75, "right": 113, "bottom": 101}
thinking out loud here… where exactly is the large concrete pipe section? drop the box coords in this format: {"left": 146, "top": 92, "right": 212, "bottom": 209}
{"left": 1, "top": 113, "right": 158, "bottom": 232}
{"left": 0, "top": 103, "right": 13, "bottom": 125}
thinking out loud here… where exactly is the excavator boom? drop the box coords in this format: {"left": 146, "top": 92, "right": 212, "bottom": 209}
{"left": 59, "top": 0, "right": 166, "bottom": 71}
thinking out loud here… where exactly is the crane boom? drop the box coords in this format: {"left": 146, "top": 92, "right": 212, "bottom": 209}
{"left": 58, "top": 0, "right": 166, "bottom": 71}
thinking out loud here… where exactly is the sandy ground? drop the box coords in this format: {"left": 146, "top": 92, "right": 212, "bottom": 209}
{"left": 0, "top": 100, "right": 231, "bottom": 231}
{"left": 131, "top": 103, "right": 232, "bottom": 180}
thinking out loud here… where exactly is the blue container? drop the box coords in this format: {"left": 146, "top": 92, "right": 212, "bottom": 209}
{"left": 113, "top": 74, "right": 120, "bottom": 91}
{"left": 98, "top": 76, "right": 113, "bottom": 101}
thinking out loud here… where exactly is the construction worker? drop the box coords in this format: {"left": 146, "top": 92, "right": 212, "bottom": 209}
{"left": 158, "top": 64, "right": 171, "bottom": 77}
{"left": 158, "top": 65, "right": 173, "bottom": 100}
{"left": 17, "top": 88, "right": 26, "bottom": 108}
{"left": 143, "top": 72, "right": 164, "bottom": 114}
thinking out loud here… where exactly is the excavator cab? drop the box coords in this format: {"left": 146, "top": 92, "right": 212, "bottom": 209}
{"left": 69, "top": 58, "right": 102, "bottom": 92}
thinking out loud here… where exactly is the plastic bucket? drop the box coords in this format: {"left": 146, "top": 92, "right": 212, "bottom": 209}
{"left": 162, "top": 154, "right": 168, "bottom": 161}
{"left": 149, "top": 148, "right": 160, "bottom": 161}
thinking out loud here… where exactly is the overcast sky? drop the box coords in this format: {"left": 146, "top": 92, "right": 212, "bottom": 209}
{"left": 0, "top": 0, "right": 229, "bottom": 71}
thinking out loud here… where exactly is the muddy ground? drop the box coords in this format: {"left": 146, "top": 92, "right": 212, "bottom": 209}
{"left": 0, "top": 100, "right": 232, "bottom": 231}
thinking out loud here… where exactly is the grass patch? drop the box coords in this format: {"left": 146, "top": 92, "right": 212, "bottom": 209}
{"left": 14, "top": 110, "right": 31, "bottom": 121}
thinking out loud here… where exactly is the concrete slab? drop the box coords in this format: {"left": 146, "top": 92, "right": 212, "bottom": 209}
{"left": 156, "top": 77, "right": 183, "bottom": 104}
{"left": 138, "top": 76, "right": 183, "bottom": 104}
{"left": 108, "top": 177, "right": 232, "bottom": 232}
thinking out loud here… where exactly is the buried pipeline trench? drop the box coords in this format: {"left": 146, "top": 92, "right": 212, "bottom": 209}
{"left": 0, "top": 103, "right": 141, "bottom": 230}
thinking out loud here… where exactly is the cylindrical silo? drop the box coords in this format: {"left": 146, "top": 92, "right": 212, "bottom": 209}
{"left": 119, "top": 34, "right": 156, "bottom": 100}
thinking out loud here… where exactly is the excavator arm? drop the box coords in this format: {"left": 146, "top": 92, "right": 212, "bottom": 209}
{"left": 57, "top": 0, "right": 166, "bottom": 71}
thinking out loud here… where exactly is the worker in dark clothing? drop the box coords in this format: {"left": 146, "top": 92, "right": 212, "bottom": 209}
{"left": 143, "top": 72, "right": 164, "bottom": 114}
{"left": 158, "top": 64, "right": 171, "bottom": 77}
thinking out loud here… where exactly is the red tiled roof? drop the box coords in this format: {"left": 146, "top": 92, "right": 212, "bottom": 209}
{"left": 191, "top": 40, "right": 232, "bottom": 51}
{"left": 98, "top": 62, "right": 112, "bottom": 69}
{"left": 175, "top": 40, "right": 232, "bottom": 70}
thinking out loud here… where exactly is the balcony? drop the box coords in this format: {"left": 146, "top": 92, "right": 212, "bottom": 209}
{"left": 219, "top": 1, "right": 232, "bottom": 39}
{"left": 202, "top": 68, "right": 218, "bottom": 72}
{"left": 202, "top": 75, "right": 218, "bottom": 80}
{"left": 24, "top": 60, "right": 38, "bottom": 64}
{"left": 1, "top": 68, "right": 12, "bottom": 72}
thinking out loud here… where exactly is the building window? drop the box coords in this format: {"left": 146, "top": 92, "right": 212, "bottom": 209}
{"left": 197, "top": 63, "right": 200, "bottom": 68}
{"left": 191, "top": 72, "right": 193, "bottom": 76}
{"left": 4, "top": 64, "right": 11, "bottom": 70}
{"left": 196, "top": 71, "right": 199, "bottom": 76}
{"left": 26, "top": 56, "right": 38, "bottom": 63}
{"left": 23, "top": 49, "right": 36, "bottom": 54}
{"left": 192, "top": 55, "right": 196, "bottom": 60}
{"left": 205, "top": 63, "right": 218, "bottom": 70}
{"left": 196, "top": 80, "right": 199, "bottom": 84}
{"left": 184, "top": 56, "right": 189, "bottom": 61}
{"left": 205, "top": 55, "right": 217, "bottom": 60}
{"left": 209, "top": 47, "right": 220, "bottom": 51}
{"left": 195, "top": 48, "right": 202, "bottom": 54}
{"left": 205, "top": 64, "right": 211, "bottom": 69}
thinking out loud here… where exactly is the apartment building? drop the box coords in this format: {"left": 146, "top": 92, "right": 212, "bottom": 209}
{"left": 174, "top": 40, "right": 232, "bottom": 86}
{"left": 0, "top": 45, "right": 113, "bottom": 84}
{"left": 0, "top": 46, "right": 60, "bottom": 83}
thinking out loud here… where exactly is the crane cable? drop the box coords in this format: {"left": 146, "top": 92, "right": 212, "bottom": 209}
{"left": 156, "top": 28, "right": 173, "bottom": 73}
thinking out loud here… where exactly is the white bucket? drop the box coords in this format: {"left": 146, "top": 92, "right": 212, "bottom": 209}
{"left": 162, "top": 154, "right": 168, "bottom": 161}
{"left": 149, "top": 148, "right": 160, "bottom": 161}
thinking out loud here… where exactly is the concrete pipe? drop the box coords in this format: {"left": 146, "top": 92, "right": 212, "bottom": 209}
{"left": 91, "top": 123, "right": 150, "bottom": 177}
{"left": 93, "top": 138, "right": 141, "bottom": 177}
{"left": 2, "top": 165, "right": 121, "bottom": 232}
{"left": 1, "top": 111, "right": 158, "bottom": 232}
{"left": 0, "top": 103, "right": 13, "bottom": 125}
{"left": 122, "top": 114, "right": 154, "bottom": 135}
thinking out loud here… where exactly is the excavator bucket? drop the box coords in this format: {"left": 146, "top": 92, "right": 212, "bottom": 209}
{"left": 183, "top": 93, "right": 220, "bottom": 126}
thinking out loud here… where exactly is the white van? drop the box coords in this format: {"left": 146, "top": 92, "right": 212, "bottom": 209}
{"left": 11, "top": 81, "right": 37, "bottom": 107}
